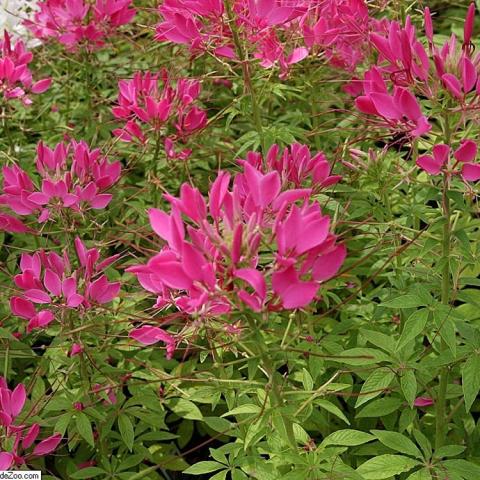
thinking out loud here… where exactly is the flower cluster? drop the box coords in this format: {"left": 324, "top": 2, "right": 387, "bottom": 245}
{"left": 155, "top": 0, "right": 311, "bottom": 78}
{"left": 128, "top": 143, "right": 345, "bottom": 353}
{"left": 417, "top": 140, "right": 480, "bottom": 181}
{"left": 238, "top": 143, "right": 342, "bottom": 190}
{"left": 112, "top": 70, "right": 207, "bottom": 156}
{"left": 0, "top": 139, "right": 121, "bottom": 224}
{"left": 0, "top": 378, "right": 62, "bottom": 469}
{"left": 303, "top": 0, "right": 387, "bottom": 72}
{"left": 26, "top": 0, "right": 136, "bottom": 51}
{"left": 0, "top": 31, "right": 51, "bottom": 105}
{"left": 10, "top": 238, "right": 120, "bottom": 332}
{"left": 352, "top": 4, "right": 479, "bottom": 139}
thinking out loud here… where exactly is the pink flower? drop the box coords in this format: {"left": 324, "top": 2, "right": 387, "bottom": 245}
{"left": 9, "top": 239, "right": 120, "bottom": 332}
{"left": 0, "top": 139, "right": 121, "bottom": 224}
{"left": 414, "top": 396, "right": 434, "bottom": 407}
{"left": 130, "top": 326, "right": 176, "bottom": 359}
{"left": 355, "top": 69, "right": 431, "bottom": 138}
{"left": 155, "top": 0, "right": 310, "bottom": 77}
{"left": 0, "top": 378, "right": 62, "bottom": 466}
{"left": 113, "top": 70, "right": 207, "bottom": 148}
{"left": 69, "top": 343, "right": 84, "bottom": 357}
{"left": 416, "top": 144, "right": 450, "bottom": 175}
{"left": 0, "top": 31, "right": 51, "bottom": 106}
{"left": 128, "top": 144, "right": 346, "bottom": 355}
{"left": 26, "top": 0, "right": 136, "bottom": 51}
{"left": 0, "top": 214, "right": 31, "bottom": 233}
{"left": 417, "top": 140, "right": 480, "bottom": 181}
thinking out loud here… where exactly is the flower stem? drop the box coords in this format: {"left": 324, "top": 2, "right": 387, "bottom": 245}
{"left": 249, "top": 318, "right": 296, "bottom": 449}
{"left": 225, "top": 0, "right": 266, "bottom": 154}
{"left": 435, "top": 116, "right": 452, "bottom": 450}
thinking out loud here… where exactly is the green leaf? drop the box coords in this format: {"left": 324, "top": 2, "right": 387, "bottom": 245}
{"left": 413, "top": 429, "right": 432, "bottom": 460}
{"left": 118, "top": 413, "right": 135, "bottom": 451}
{"left": 360, "top": 330, "right": 396, "bottom": 353}
{"left": 322, "top": 429, "right": 375, "bottom": 447}
{"left": 356, "top": 397, "right": 402, "bottom": 418}
{"left": 70, "top": 467, "right": 106, "bottom": 479}
{"left": 407, "top": 469, "right": 432, "bottom": 480}
{"left": 222, "top": 404, "right": 261, "bottom": 417}
{"left": 356, "top": 454, "right": 420, "bottom": 479}
{"left": 462, "top": 354, "right": 480, "bottom": 412}
{"left": 336, "top": 348, "right": 391, "bottom": 366}
{"left": 355, "top": 368, "right": 395, "bottom": 408}
{"left": 75, "top": 412, "right": 94, "bottom": 447}
{"left": 381, "top": 295, "right": 428, "bottom": 309}
{"left": 203, "top": 417, "right": 234, "bottom": 434}
{"left": 316, "top": 399, "right": 350, "bottom": 424}
{"left": 211, "top": 471, "right": 228, "bottom": 480}
{"left": 435, "top": 445, "right": 466, "bottom": 458}
{"left": 401, "top": 370, "right": 417, "bottom": 408}
{"left": 184, "top": 461, "right": 225, "bottom": 475}
{"left": 396, "top": 309, "right": 429, "bottom": 351}
{"left": 434, "top": 306, "right": 457, "bottom": 356}
{"left": 371, "top": 430, "right": 423, "bottom": 459}
{"left": 169, "top": 398, "right": 203, "bottom": 420}
{"left": 443, "top": 459, "right": 480, "bottom": 480}
{"left": 302, "top": 368, "right": 314, "bottom": 391}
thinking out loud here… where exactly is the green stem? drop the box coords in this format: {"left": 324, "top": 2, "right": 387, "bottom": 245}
{"left": 249, "top": 318, "right": 296, "bottom": 449}
{"left": 225, "top": 0, "right": 266, "bottom": 154}
{"left": 151, "top": 133, "right": 162, "bottom": 206}
{"left": 435, "top": 116, "right": 452, "bottom": 450}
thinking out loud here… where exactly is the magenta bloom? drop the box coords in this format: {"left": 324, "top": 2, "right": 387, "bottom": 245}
{"left": 0, "top": 31, "right": 51, "bottom": 105}
{"left": 0, "top": 139, "right": 121, "bottom": 224}
{"left": 416, "top": 140, "right": 480, "bottom": 181}
{"left": 0, "top": 213, "right": 31, "bottom": 234}
{"left": 0, "top": 377, "right": 61, "bottom": 469}
{"left": 155, "top": 0, "right": 311, "bottom": 77}
{"left": 112, "top": 70, "right": 207, "bottom": 150}
{"left": 414, "top": 396, "right": 434, "bottom": 407}
{"left": 238, "top": 143, "right": 341, "bottom": 190}
{"left": 127, "top": 144, "right": 346, "bottom": 354}
{"left": 355, "top": 67, "right": 431, "bottom": 138}
{"left": 26, "top": 0, "right": 136, "bottom": 51}
{"left": 10, "top": 239, "right": 120, "bottom": 332}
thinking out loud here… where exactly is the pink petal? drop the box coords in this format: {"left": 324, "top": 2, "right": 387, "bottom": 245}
{"left": 312, "top": 244, "right": 347, "bottom": 281}
{"left": 44, "top": 269, "right": 62, "bottom": 297}
{"left": 462, "top": 163, "right": 480, "bottom": 181}
{"left": 235, "top": 268, "right": 266, "bottom": 300}
{"left": 22, "top": 423, "right": 40, "bottom": 449}
{"left": 414, "top": 396, "right": 434, "bottom": 407}
{"left": 148, "top": 208, "right": 171, "bottom": 242}
{"left": 461, "top": 56, "right": 477, "bottom": 92}
{"left": 370, "top": 93, "right": 401, "bottom": 119}
{"left": 442, "top": 73, "right": 463, "bottom": 99}
{"left": 280, "top": 281, "right": 318, "bottom": 309}
{"left": 10, "top": 297, "right": 35, "bottom": 319}
{"left": 24, "top": 289, "right": 51, "bottom": 304}
{"left": 287, "top": 47, "right": 309, "bottom": 65}
{"left": 417, "top": 154, "right": 444, "bottom": 175}
{"left": 454, "top": 140, "right": 477, "bottom": 163}
{"left": 31, "top": 78, "right": 52, "bottom": 94}
{"left": 296, "top": 216, "right": 330, "bottom": 254}
{"left": 32, "top": 433, "right": 62, "bottom": 456}
{"left": 0, "top": 452, "right": 13, "bottom": 470}
{"left": 130, "top": 326, "right": 176, "bottom": 357}
{"left": 10, "top": 383, "right": 26, "bottom": 417}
